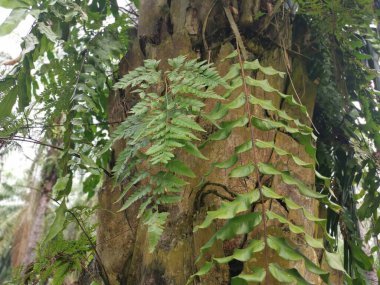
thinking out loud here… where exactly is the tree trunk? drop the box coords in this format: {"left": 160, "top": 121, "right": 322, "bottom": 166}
{"left": 97, "top": 1, "right": 335, "bottom": 284}
{"left": 11, "top": 148, "right": 57, "bottom": 268}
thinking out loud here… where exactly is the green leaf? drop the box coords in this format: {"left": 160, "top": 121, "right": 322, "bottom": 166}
{"left": 116, "top": 172, "right": 149, "bottom": 203}
{"left": 52, "top": 263, "right": 70, "bottom": 285}
{"left": 172, "top": 116, "right": 206, "bottom": 132}
{"left": 0, "top": 86, "right": 17, "bottom": 120}
{"left": 0, "top": 0, "right": 31, "bottom": 9}
{"left": 235, "top": 140, "right": 252, "bottom": 154}
{"left": 199, "top": 212, "right": 262, "bottom": 257}
{"left": 229, "top": 163, "right": 255, "bottom": 178}
{"left": 262, "top": 186, "right": 283, "bottom": 199}
{"left": 182, "top": 141, "right": 208, "bottom": 160}
{"left": 304, "top": 234, "right": 324, "bottom": 249}
{"left": 258, "top": 163, "right": 326, "bottom": 199}
{"left": 38, "top": 22, "right": 59, "bottom": 42}
{"left": 350, "top": 242, "right": 373, "bottom": 271}
{"left": 220, "top": 116, "right": 249, "bottom": 129}
{"left": 166, "top": 159, "right": 196, "bottom": 178}
{"left": 209, "top": 127, "right": 232, "bottom": 141}
{"left": 266, "top": 212, "right": 304, "bottom": 234}
{"left": 223, "top": 64, "right": 240, "bottom": 81}
{"left": 79, "top": 153, "right": 99, "bottom": 169}
{"left": 261, "top": 187, "right": 326, "bottom": 230}
{"left": 373, "top": 217, "right": 380, "bottom": 235}
{"left": 257, "top": 163, "right": 282, "bottom": 175}
{"left": 325, "top": 251, "right": 347, "bottom": 273}
{"left": 245, "top": 77, "right": 306, "bottom": 112}
{"left": 83, "top": 174, "right": 100, "bottom": 198}
{"left": 267, "top": 236, "right": 304, "bottom": 261}
{"left": 45, "top": 200, "right": 66, "bottom": 242}
{"left": 226, "top": 93, "right": 246, "bottom": 109}
{"left": 251, "top": 116, "right": 278, "bottom": 131}
{"left": 281, "top": 171, "right": 325, "bottom": 199}
{"left": 186, "top": 261, "right": 213, "bottom": 284}
{"left": 205, "top": 102, "right": 229, "bottom": 121}
{"left": 255, "top": 140, "right": 313, "bottom": 168}
{"left": 137, "top": 197, "right": 152, "bottom": 218}
{"left": 17, "top": 64, "right": 31, "bottom": 110}
{"left": 213, "top": 239, "right": 265, "bottom": 263}
{"left": 52, "top": 175, "right": 70, "bottom": 197}
{"left": 194, "top": 190, "right": 260, "bottom": 231}
{"left": 269, "top": 263, "right": 310, "bottom": 285}
{"left": 215, "top": 154, "right": 238, "bottom": 169}
{"left": 243, "top": 60, "right": 285, "bottom": 77}
{"left": 119, "top": 186, "right": 151, "bottom": 211}
{"left": 157, "top": 195, "right": 181, "bottom": 204}
{"left": 0, "top": 8, "right": 28, "bottom": 36}
{"left": 143, "top": 210, "right": 168, "bottom": 252}
{"left": 231, "top": 267, "right": 266, "bottom": 284}
{"left": 224, "top": 50, "right": 238, "bottom": 60}
{"left": 249, "top": 96, "right": 278, "bottom": 111}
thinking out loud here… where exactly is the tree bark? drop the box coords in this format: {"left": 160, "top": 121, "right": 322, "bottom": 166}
{"left": 97, "top": 1, "right": 337, "bottom": 284}
{"left": 11, "top": 148, "right": 57, "bottom": 268}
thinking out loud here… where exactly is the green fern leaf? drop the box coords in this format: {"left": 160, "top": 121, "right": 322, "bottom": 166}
{"left": 143, "top": 210, "right": 169, "bottom": 253}
{"left": 118, "top": 186, "right": 151, "bottom": 212}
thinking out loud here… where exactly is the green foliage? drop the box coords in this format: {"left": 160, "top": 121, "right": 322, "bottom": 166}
{"left": 0, "top": 0, "right": 133, "bottom": 283}
{"left": 19, "top": 205, "right": 98, "bottom": 285}
{"left": 302, "top": 0, "right": 380, "bottom": 279}
{"left": 107, "top": 56, "right": 225, "bottom": 249}
{"left": 0, "top": 0, "right": 379, "bottom": 284}
{"left": 0, "top": 0, "right": 132, "bottom": 200}
{"left": 184, "top": 50, "right": 345, "bottom": 284}
{"left": 109, "top": 51, "right": 347, "bottom": 283}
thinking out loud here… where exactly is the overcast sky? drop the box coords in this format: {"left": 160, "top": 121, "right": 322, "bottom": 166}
{"left": 0, "top": 9, "right": 36, "bottom": 182}
{"left": 0, "top": 8, "right": 34, "bottom": 58}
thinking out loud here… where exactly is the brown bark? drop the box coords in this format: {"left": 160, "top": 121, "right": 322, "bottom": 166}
{"left": 97, "top": 1, "right": 335, "bottom": 284}
{"left": 11, "top": 150, "right": 57, "bottom": 268}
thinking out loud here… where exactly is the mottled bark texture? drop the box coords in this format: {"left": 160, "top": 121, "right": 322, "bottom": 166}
{"left": 11, "top": 149, "right": 57, "bottom": 268}
{"left": 97, "top": 1, "right": 340, "bottom": 284}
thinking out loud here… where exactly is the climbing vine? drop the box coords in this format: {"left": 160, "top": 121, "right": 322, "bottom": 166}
{"left": 109, "top": 48, "right": 348, "bottom": 283}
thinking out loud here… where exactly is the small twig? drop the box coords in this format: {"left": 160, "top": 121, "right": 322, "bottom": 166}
{"left": 1, "top": 55, "right": 21, "bottom": 66}
{"left": 17, "top": 120, "right": 124, "bottom": 130}
{"left": 6, "top": 136, "right": 66, "bottom": 152}
{"left": 222, "top": 0, "right": 248, "bottom": 60}
{"left": 202, "top": 0, "right": 218, "bottom": 52}
{"left": 23, "top": 112, "right": 32, "bottom": 139}
{"left": 258, "top": 0, "right": 284, "bottom": 34}
{"left": 280, "top": 39, "right": 320, "bottom": 134}
{"left": 1, "top": 135, "right": 112, "bottom": 177}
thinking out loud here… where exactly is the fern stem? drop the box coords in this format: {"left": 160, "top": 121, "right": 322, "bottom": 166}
{"left": 236, "top": 41, "right": 270, "bottom": 285}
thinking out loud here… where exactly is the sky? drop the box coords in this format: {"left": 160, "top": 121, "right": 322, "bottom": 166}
{"left": 0, "top": 8, "right": 35, "bottom": 58}
{"left": 0, "top": 9, "right": 37, "bottom": 182}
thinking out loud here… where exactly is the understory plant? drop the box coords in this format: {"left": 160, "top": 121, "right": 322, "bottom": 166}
{"left": 108, "top": 47, "right": 349, "bottom": 284}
